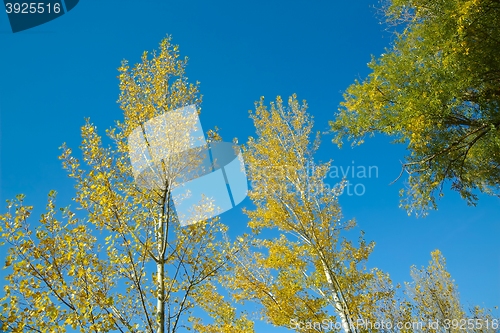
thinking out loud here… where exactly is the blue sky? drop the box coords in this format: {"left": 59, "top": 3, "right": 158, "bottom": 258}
{"left": 1, "top": 1, "right": 499, "bottom": 331}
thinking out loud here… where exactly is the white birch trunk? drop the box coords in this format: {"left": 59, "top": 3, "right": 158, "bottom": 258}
{"left": 321, "top": 260, "right": 353, "bottom": 333}
{"left": 156, "top": 214, "right": 165, "bottom": 333}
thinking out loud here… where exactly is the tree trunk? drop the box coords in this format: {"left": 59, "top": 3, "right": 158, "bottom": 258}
{"left": 321, "top": 260, "right": 353, "bottom": 333}
{"left": 156, "top": 214, "right": 165, "bottom": 333}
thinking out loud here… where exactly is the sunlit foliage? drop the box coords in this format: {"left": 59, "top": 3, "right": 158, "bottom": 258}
{"left": 331, "top": 0, "right": 500, "bottom": 216}
{"left": 226, "top": 95, "right": 393, "bottom": 333}
{"left": 0, "top": 36, "right": 250, "bottom": 333}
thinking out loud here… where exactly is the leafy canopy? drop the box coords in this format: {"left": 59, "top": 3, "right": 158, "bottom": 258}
{"left": 330, "top": 0, "right": 500, "bottom": 216}
{"left": 226, "top": 95, "right": 393, "bottom": 333}
{"left": 0, "top": 36, "right": 251, "bottom": 333}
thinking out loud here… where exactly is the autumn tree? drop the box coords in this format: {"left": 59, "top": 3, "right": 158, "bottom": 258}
{"left": 373, "top": 250, "right": 498, "bottom": 333}
{"left": 0, "top": 36, "right": 251, "bottom": 333}
{"left": 224, "top": 95, "right": 393, "bottom": 333}
{"left": 330, "top": 0, "right": 500, "bottom": 216}
{"left": 407, "top": 250, "right": 464, "bottom": 330}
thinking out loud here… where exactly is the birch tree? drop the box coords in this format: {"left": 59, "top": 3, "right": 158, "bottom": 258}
{"left": 0, "top": 36, "right": 250, "bottom": 333}
{"left": 225, "top": 95, "right": 393, "bottom": 333}
{"left": 373, "top": 250, "right": 499, "bottom": 333}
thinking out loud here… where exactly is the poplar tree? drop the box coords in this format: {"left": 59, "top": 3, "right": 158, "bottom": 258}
{"left": 0, "top": 36, "right": 251, "bottom": 333}
{"left": 226, "top": 95, "right": 393, "bottom": 333}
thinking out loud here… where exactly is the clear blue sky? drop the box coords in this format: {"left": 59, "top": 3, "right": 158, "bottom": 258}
{"left": 1, "top": 1, "right": 498, "bottom": 331}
